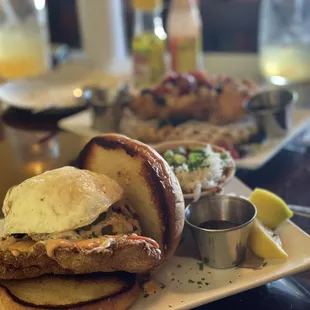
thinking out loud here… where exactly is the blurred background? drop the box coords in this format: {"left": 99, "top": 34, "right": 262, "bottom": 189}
{"left": 0, "top": 3, "right": 310, "bottom": 309}
{"left": 47, "top": 0, "right": 259, "bottom": 52}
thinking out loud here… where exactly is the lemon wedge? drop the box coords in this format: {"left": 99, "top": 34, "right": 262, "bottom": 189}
{"left": 249, "top": 219, "right": 288, "bottom": 259}
{"left": 249, "top": 188, "right": 293, "bottom": 229}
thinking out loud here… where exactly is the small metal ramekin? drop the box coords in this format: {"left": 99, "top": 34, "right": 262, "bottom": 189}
{"left": 185, "top": 195, "right": 257, "bottom": 269}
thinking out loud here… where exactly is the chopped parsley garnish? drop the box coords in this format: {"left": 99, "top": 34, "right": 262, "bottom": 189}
{"left": 133, "top": 225, "right": 138, "bottom": 232}
{"left": 220, "top": 153, "right": 228, "bottom": 160}
{"left": 188, "top": 152, "right": 204, "bottom": 171}
{"left": 188, "top": 279, "right": 195, "bottom": 284}
{"left": 191, "top": 146, "right": 206, "bottom": 153}
{"left": 164, "top": 150, "right": 174, "bottom": 160}
{"left": 188, "top": 161, "right": 201, "bottom": 172}
{"left": 89, "top": 232, "right": 98, "bottom": 239}
{"left": 198, "top": 261, "right": 204, "bottom": 270}
{"left": 197, "top": 281, "right": 203, "bottom": 285}
{"left": 143, "top": 294, "right": 150, "bottom": 298}
{"left": 1, "top": 237, "right": 6, "bottom": 241}
{"left": 201, "top": 163, "right": 210, "bottom": 169}
{"left": 163, "top": 147, "right": 211, "bottom": 172}
{"left": 189, "top": 152, "right": 203, "bottom": 162}
{"left": 174, "top": 154, "right": 186, "bottom": 165}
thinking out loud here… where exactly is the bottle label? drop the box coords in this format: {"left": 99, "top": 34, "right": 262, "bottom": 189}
{"left": 170, "top": 36, "right": 201, "bottom": 72}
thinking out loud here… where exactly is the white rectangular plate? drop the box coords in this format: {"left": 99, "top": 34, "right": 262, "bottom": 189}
{"left": 58, "top": 109, "right": 310, "bottom": 170}
{"left": 1, "top": 178, "right": 310, "bottom": 310}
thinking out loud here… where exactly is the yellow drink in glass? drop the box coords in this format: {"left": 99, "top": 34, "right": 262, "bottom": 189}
{"left": 131, "top": 0, "right": 166, "bottom": 87}
{"left": 0, "top": 21, "right": 49, "bottom": 80}
{"left": 260, "top": 44, "right": 310, "bottom": 85}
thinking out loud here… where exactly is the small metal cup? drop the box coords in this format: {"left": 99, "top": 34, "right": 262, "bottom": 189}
{"left": 79, "top": 85, "right": 129, "bottom": 133}
{"left": 245, "top": 89, "right": 298, "bottom": 138}
{"left": 185, "top": 195, "right": 257, "bottom": 269}
{"left": 89, "top": 88, "right": 111, "bottom": 132}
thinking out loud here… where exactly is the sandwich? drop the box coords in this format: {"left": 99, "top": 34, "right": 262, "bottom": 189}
{"left": 0, "top": 134, "right": 185, "bottom": 309}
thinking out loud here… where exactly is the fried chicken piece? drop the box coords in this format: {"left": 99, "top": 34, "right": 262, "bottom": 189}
{"left": 128, "top": 92, "right": 161, "bottom": 120}
{"left": 0, "top": 235, "right": 161, "bottom": 280}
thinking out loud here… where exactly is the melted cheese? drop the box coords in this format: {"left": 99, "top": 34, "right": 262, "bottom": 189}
{"left": 75, "top": 237, "right": 111, "bottom": 250}
{"left": 10, "top": 240, "right": 35, "bottom": 252}
{"left": 2, "top": 231, "right": 159, "bottom": 259}
{"left": 45, "top": 234, "right": 159, "bottom": 257}
{"left": 1, "top": 239, "right": 36, "bottom": 257}
{"left": 45, "top": 237, "right": 111, "bottom": 257}
{"left": 11, "top": 249, "right": 20, "bottom": 257}
{"left": 46, "top": 239, "right": 73, "bottom": 257}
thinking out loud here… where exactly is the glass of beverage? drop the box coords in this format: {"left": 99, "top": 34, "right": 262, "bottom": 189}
{"left": 0, "top": 0, "right": 50, "bottom": 80}
{"left": 259, "top": 0, "right": 310, "bottom": 85}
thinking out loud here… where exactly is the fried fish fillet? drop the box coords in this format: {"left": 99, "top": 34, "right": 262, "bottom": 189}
{"left": 0, "top": 234, "right": 161, "bottom": 280}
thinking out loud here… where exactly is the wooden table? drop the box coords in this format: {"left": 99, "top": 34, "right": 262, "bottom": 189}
{"left": 0, "top": 105, "right": 309, "bottom": 310}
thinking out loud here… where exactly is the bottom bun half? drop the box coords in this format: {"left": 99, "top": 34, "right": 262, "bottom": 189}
{"left": 0, "top": 273, "right": 140, "bottom": 310}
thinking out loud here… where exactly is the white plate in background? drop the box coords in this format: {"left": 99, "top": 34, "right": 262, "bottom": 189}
{"left": 1, "top": 177, "right": 309, "bottom": 310}
{"left": 0, "top": 62, "right": 127, "bottom": 113}
{"left": 58, "top": 108, "right": 310, "bottom": 170}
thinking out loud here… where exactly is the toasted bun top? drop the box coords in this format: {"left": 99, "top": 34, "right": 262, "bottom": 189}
{"left": 77, "top": 134, "right": 185, "bottom": 262}
{"left": 3, "top": 166, "right": 123, "bottom": 235}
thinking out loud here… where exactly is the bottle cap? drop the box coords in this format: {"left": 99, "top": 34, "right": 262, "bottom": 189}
{"left": 131, "top": 0, "right": 163, "bottom": 11}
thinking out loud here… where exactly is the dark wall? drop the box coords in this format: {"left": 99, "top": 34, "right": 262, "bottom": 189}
{"left": 47, "top": 0, "right": 81, "bottom": 48}
{"left": 201, "top": 0, "right": 260, "bottom": 52}
{"left": 47, "top": 0, "right": 260, "bottom": 52}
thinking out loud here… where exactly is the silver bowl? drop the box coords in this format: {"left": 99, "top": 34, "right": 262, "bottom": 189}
{"left": 244, "top": 89, "right": 298, "bottom": 138}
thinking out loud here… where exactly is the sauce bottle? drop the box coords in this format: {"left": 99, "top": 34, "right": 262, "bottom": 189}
{"left": 167, "top": 0, "right": 203, "bottom": 73}
{"left": 131, "top": 0, "right": 167, "bottom": 87}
